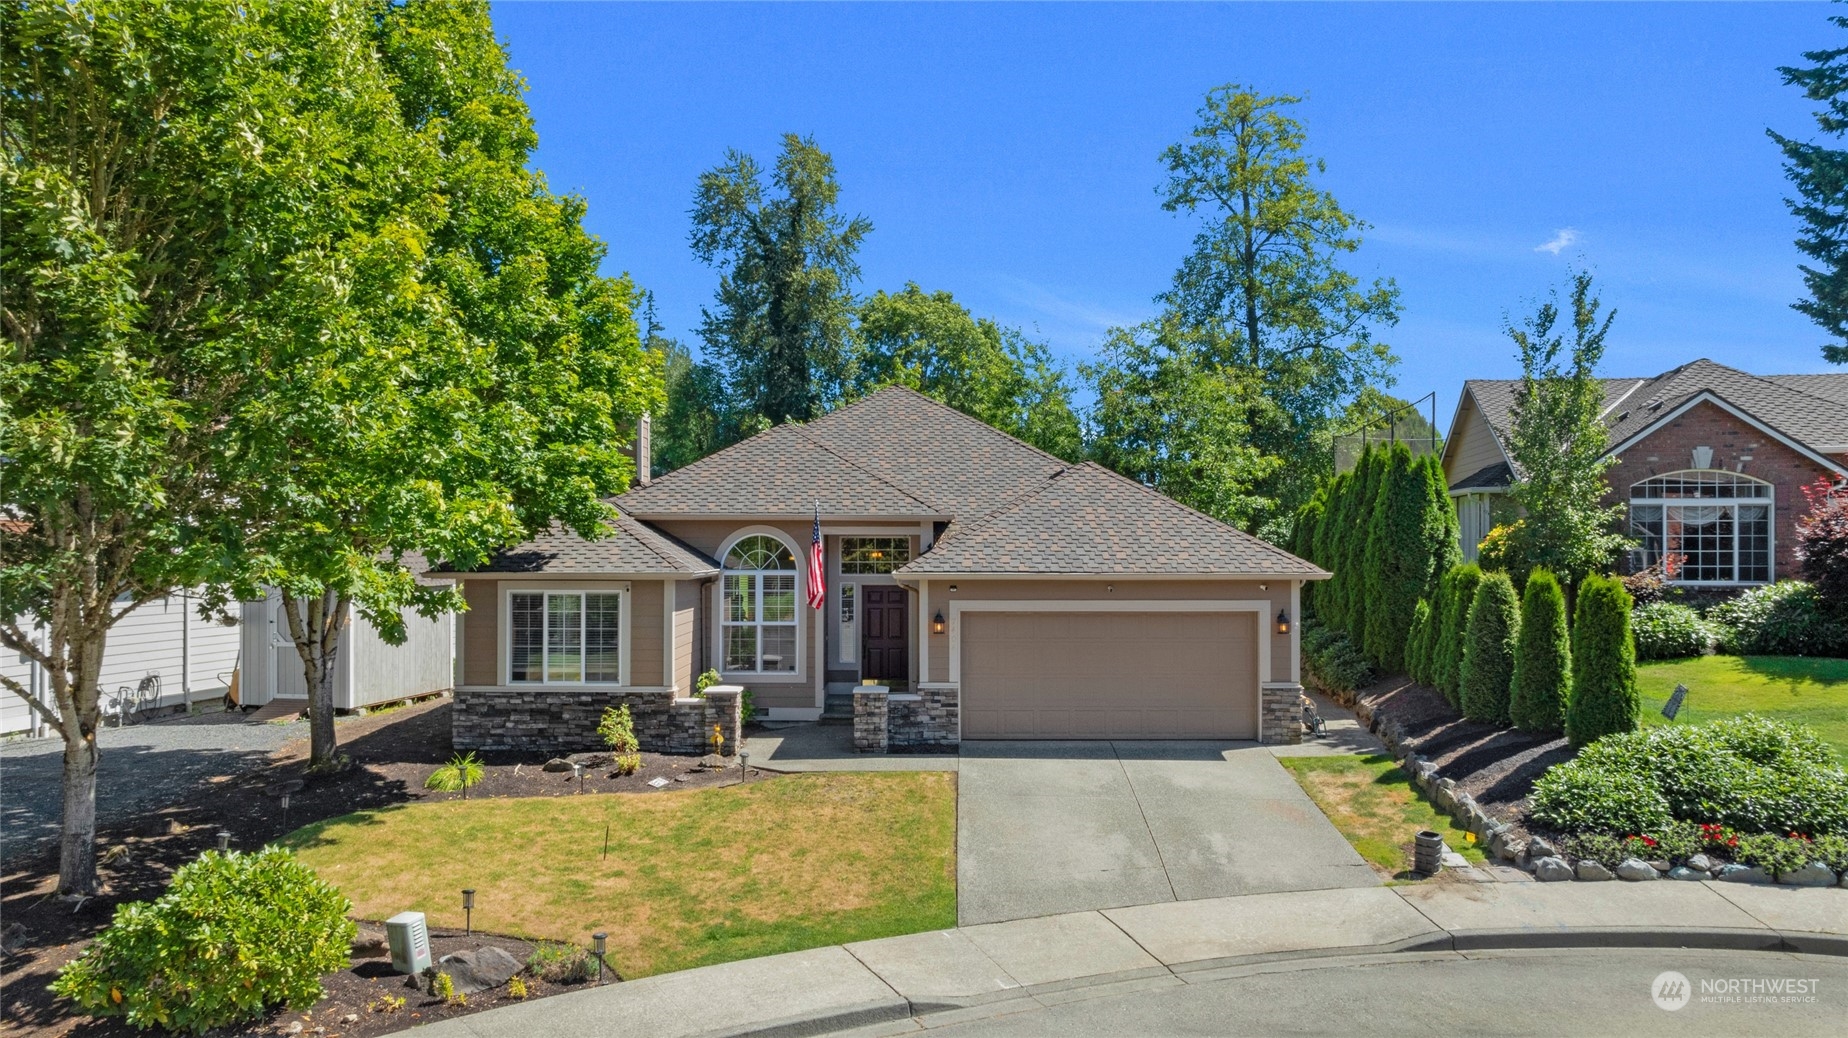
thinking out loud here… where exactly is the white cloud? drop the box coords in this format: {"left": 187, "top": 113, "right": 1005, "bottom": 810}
{"left": 1535, "top": 227, "right": 1580, "bottom": 256}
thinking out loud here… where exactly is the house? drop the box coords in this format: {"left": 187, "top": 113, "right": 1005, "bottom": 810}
{"left": 1442, "top": 359, "right": 1848, "bottom": 585}
{"left": 431, "top": 386, "right": 1327, "bottom": 753}
{"left": 3, "top": 593, "right": 241, "bottom": 737}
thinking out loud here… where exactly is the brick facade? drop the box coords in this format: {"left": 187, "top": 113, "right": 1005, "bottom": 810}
{"left": 453, "top": 686, "right": 741, "bottom": 756}
{"left": 1602, "top": 400, "right": 1843, "bottom": 581}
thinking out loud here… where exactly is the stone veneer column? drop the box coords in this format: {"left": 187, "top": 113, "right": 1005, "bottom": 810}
{"left": 1259, "top": 682, "right": 1304, "bottom": 745}
{"left": 703, "top": 687, "right": 743, "bottom": 756}
{"left": 853, "top": 687, "right": 889, "bottom": 753}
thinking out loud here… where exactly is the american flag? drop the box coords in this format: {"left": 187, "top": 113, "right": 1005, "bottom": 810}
{"left": 807, "top": 504, "right": 827, "bottom": 610}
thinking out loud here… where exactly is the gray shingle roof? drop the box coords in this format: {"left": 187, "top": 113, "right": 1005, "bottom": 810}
{"left": 1460, "top": 360, "right": 1848, "bottom": 480}
{"left": 898, "top": 462, "right": 1327, "bottom": 578}
{"left": 1450, "top": 462, "right": 1513, "bottom": 491}
{"left": 441, "top": 515, "right": 718, "bottom": 575}
{"left": 613, "top": 387, "right": 1066, "bottom": 520}
{"left": 612, "top": 419, "right": 937, "bottom": 518}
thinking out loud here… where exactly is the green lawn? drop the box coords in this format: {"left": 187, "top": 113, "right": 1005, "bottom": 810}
{"left": 1637, "top": 655, "right": 1848, "bottom": 760}
{"left": 1279, "top": 754, "right": 1486, "bottom": 879}
{"left": 283, "top": 771, "right": 955, "bottom": 979}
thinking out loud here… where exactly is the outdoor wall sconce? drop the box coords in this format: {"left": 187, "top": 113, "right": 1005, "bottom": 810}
{"left": 1276, "top": 609, "right": 1290, "bottom": 635}
{"left": 592, "top": 932, "right": 608, "bottom": 984}
{"left": 948, "top": 584, "right": 958, "bottom": 592}
{"left": 932, "top": 611, "right": 946, "bottom": 634}
{"left": 462, "top": 888, "right": 476, "bottom": 936}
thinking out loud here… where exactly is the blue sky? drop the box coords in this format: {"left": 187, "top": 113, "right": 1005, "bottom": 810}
{"left": 490, "top": 2, "right": 1842, "bottom": 428}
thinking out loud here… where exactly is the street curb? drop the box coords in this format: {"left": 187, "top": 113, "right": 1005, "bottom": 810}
{"left": 696, "top": 927, "right": 1848, "bottom": 1038}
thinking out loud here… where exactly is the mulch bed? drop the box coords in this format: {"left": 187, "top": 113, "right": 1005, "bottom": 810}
{"left": 1, "top": 700, "right": 774, "bottom": 1038}
{"left": 1341, "top": 673, "right": 1574, "bottom": 842}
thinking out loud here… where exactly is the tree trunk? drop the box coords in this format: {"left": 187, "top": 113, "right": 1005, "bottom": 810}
{"left": 283, "top": 591, "right": 347, "bottom": 769}
{"left": 58, "top": 734, "right": 100, "bottom": 895}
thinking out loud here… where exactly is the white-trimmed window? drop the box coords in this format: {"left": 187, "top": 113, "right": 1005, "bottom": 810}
{"left": 509, "top": 590, "right": 625, "bottom": 683}
{"left": 1630, "top": 471, "right": 1774, "bottom": 585}
{"left": 841, "top": 537, "right": 911, "bottom": 574}
{"left": 722, "top": 534, "right": 798, "bottom": 673}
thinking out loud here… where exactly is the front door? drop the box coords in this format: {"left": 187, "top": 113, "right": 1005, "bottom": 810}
{"left": 861, "top": 586, "right": 909, "bottom": 683}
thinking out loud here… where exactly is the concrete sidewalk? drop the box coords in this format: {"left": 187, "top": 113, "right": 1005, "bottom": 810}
{"left": 405, "top": 881, "right": 1848, "bottom": 1038}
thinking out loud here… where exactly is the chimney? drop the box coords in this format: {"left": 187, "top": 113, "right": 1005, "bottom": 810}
{"left": 632, "top": 413, "right": 652, "bottom": 486}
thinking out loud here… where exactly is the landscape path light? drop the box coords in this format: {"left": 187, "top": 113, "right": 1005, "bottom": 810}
{"left": 592, "top": 932, "right": 608, "bottom": 985}
{"left": 217, "top": 831, "right": 230, "bottom": 853}
{"left": 739, "top": 750, "right": 750, "bottom": 784}
{"left": 462, "top": 888, "right": 476, "bottom": 936}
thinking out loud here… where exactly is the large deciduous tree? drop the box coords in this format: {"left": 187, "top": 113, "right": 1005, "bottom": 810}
{"left": 691, "top": 134, "right": 870, "bottom": 431}
{"left": 1139, "top": 85, "right": 1402, "bottom": 518}
{"left": 1503, "top": 270, "right": 1629, "bottom": 587}
{"left": 1, "top": 0, "right": 404, "bottom": 893}
{"left": 854, "top": 284, "right": 1082, "bottom": 460}
{"left": 1772, "top": 12, "right": 1848, "bottom": 364}
{"left": 1083, "top": 318, "right": 1280, "bottom": 527}
{"left": 215, "top": 0, "right": 662, "bottom": 771}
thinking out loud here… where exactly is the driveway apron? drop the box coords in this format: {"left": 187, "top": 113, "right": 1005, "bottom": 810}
{"left": 956, "top": 741, "right": 1376, "bottom": 926}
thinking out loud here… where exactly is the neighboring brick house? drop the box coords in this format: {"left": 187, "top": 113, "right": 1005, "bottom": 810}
{"left": 1441, "top": 359, "right": 1848, "bottom": 586}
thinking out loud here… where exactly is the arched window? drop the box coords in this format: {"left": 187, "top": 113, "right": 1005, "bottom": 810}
{"left": 1629, "top": 471, "right": 1773, "bottom": 584}
{"left": 721, "top": 534, "right": 799, "bottom": 673}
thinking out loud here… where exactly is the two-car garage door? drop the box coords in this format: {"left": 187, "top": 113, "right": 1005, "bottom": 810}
{"left": 959, "top": 611, "right": 1259, "bottom": 739}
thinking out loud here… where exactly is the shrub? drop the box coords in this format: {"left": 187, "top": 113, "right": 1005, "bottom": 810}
{"left": 1511, "top": 568, "right": 1570, "bottom": 735}
{"left": 1340, "top": 447, "right": 1386, "bottom": 636}
{"left": 598, "top": 704, "right": 639, "bottom": 754}
{"left": 508, "top": 975, "right": 529, "bottom": 1000}
{"left": 1796, "top": 476, "right": 1848, "bottom": 622}
{"left": 1707, "top": 580, "right": 1848, "bottom": 657}
{"left": 1528, "top": 765, "right": 1673, "bottom": 834}
{"left": 1361, "top": 444, "right": 1454, "bottom": 674}
{"left": 1476, "top": 520, "right": 1525, "bottom": 577}
{"left": 424, "top": 751, "right": 485, "bottom": 798}
{"left": 1434, "top": 564, "right": 1483, "bottom": 708}
{"left": 51, "top": 847, "right": 354, "bottom": 1033}
{"left": 1529, "top": 716, "right": 1848, "bottom": 836}
{"left": 1621, "top": 553, "right": 1685, "bottom": 607}
{"left": 528, "top": 942, "right": 592, "bottom": 984}
{"left": 1460, "top": 571, "right": 1519, "bottom": 726}
{"left": 1302, "top": 620, "right": 1374, "bottom": 695}
{"left": 1630, "top": 602, "right": 1712, "bottom": 661}
{"left": 1734, "top": 833, "right": 1821, "bottom": 878}
{"left": 1565, "top": 574, "right": 1638, "bottom": 749}
{"left": 695, "top": 669, "right": 722, "bottom": 694}
{"left": 1561, "top": 832, "right": 1626, "bottom": 866}
{"left": 1406, "top": 599, "right": 1433, "bottom": 686}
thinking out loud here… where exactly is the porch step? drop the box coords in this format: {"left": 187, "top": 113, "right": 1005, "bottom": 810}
{"left": 820, "top": 692, "right": 855, "bottom": 725}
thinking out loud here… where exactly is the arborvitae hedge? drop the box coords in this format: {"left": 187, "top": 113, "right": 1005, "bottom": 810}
{"left": 1510, "top": 568, "right": 1571, "bottom": 735}
{"left": 1460, "top": 571, "right": 1520, "bottom": 725}
{"left": 1420, "top": 453, "right": 1463, "bottom": 593}
{"left": 1317, "top": 470, "right": 1354, "bottom": 632}
{"left": 1341, "top": 448, "right": 1384, "bottom": 634}
{"left": 1362, "top": 445, "right": 1463, "bottom": 674}
{"left": 1566, "top": 574, "right": 1640, "bottom": 748}
{"left": 1407, "top": 598, "right": 1434, "bottom": 686}
{"left": 1434, "top": 564, "right": 1482, "bottom": 707}
{"left": 1294, "top": 491, "right": 1327, "bottom": 616}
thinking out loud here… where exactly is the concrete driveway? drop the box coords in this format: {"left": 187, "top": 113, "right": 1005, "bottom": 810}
{"left": 957, "top": 741, "right": 1377, "bottom": 926}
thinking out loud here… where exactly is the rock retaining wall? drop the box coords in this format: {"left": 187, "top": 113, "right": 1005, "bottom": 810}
{"left": 854, "top": 685, "right": 959, "bottom": 752}
{"left": 453, "top": 686, "right": 741, "bottom": 756}
{"left": 1259, "top": 682, "right": 1304, "bottom": 745}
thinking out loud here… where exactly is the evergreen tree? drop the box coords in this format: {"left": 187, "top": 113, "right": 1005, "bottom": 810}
{"left": 1339, "top": 447, "right": 1382, "bottom": 635}
{"left": 1421, "top": 453, "right": 1464, "bottom": 595}
{"left": 1434, "top": 564, "right": 1483, "bottom": 708}
{"left": 1566, "top": 574, "right": 1640, "bottom": 748}
{"left": 1771, "top": 12, "right": 1848, "bottom": 364}
{"left": 1318, "top": 469, "right": 1355, "bottom": 632}
{"left": 1407, "top": 599, "right": 1434, "bottom": 685}
{"left": 1460, "top": 572, "right": 1520, "bottom": 726}
{"left": 1362, "top": 444, "right": 1420, "bottom": 670}
{"left": 1294, "top": 491, "right": 1328, "bottom": 615}
{"left": 1511, "top": 568, "right": 1571, "bottom": 735}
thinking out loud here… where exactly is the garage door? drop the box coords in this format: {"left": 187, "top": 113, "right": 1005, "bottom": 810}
{"left": 960, "top": 611, "right": 1258, "bottom": 739}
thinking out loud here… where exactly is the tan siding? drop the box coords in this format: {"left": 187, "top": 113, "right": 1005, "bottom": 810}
{"left": 1442, "top": 393, "right": 1507, "bottom": 486}
{"left": 673, "top": 579, "right": 699, "bottom": 692}
{"left": 630, "top": 580, "right": 664, "bottom": 686}
{"left": 462, "top": 579, "right": 499, "bottom": 686}
{"left": 924, "top": 578, "right": 1293, "bottom": 684}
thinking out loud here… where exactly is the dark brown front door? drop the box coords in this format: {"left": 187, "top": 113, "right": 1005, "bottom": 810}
{"left": 861, "top": 586, "right": 909, "bottom": 682}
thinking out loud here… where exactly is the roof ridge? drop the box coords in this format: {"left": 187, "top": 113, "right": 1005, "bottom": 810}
{"left": 786, "top": 422, "right": 941, "bottom": 514}
{"left": 929, "top": 465, "right": 1072, "bottom": 547}
{"left": 813, "top": 384, "right": 1074, "bottom": 469}
{"left": 1717, "top": 362, "right": 1848, "bottom": 413}
{"left": 616, "top": 513, "right": 687, "bottom": 573}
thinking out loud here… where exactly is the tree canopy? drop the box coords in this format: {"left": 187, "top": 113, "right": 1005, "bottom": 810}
{"left": 1772, "top": 12, "right": 1848, "bottom": 364}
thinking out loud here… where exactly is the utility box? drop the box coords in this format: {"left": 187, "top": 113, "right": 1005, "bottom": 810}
{"left": 385, "top": 911, "right": 432, "bottom": 976}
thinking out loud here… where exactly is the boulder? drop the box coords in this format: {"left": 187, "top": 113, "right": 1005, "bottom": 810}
{"left": 1615, "top": 858, "right": 1660, "bottom": 881}
{"left": 1777, "top": 862, "right": 1839, "bottom": 887}
{"left": 1532, "top": 856, "right": 1574, "bottom": 882}
{"left": 438, "top": 946, "right": 523, "bottom": 995}
{"left": 1712, "top": 864, "right": 1772, "bottom": 884}
{"left": 1685, "top": 853, "right": 1715, "bottom": 873}
{"left": 1527, "top": 835, "right": 1562, "bottom": 860}
{"left": 1666, "top": 866, "right": 1707, "bottom": 881}
{"left": 542, "top": 758, "right": 574, "bottom": 773}
{"left": 350, "top": 927, "right": 388, "bottom": 959}
{"left": 1575, "top": 860, "right": 1615, "bottom": 881}
{"left": 1434, "top": 782, "right": 1460, "bottom": 812}
{"left": 1644, "top": 859, "right": 1672, "bottom": 872}
{"left": 567, "top": 752, "right": 613, "bottom": 769}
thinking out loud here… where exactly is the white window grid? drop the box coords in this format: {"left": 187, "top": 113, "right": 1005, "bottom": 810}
{"left": 1629, "top": 470, "right": 1774, "bottom": 586}
{"left": 721, "top": 534, "right": 799, "bottom": 674}
{"left": 509, "top": 590, "right": 624, "bottom": 683}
